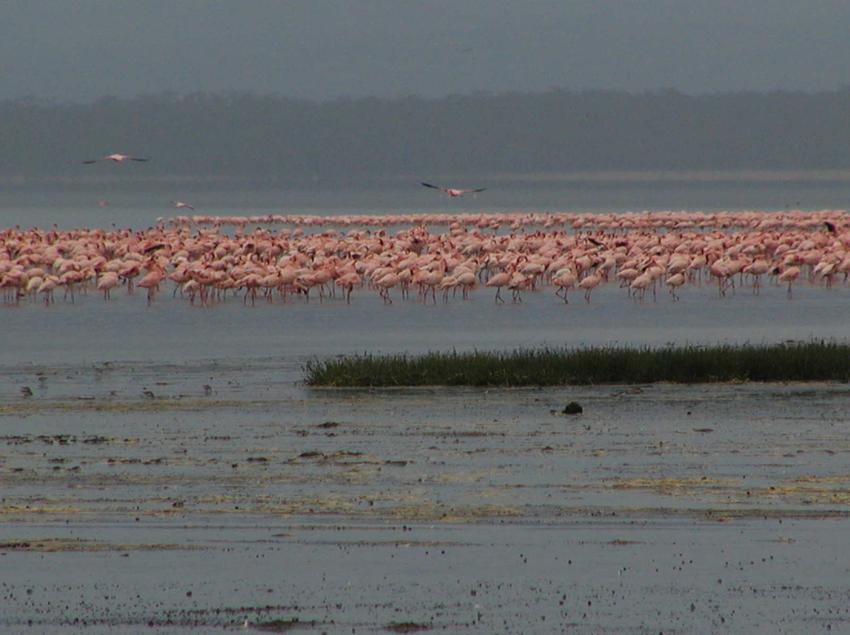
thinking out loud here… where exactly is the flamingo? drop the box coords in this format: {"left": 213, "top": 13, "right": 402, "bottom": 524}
{"left": 82, "top": 154, "right": 149, "bottom": 164}
{"left": 743, "top": 259, "right": 770, "bottom": 294}
{"left": 552, "top": 270, "right": 577, "bottom": 303}
{"left": 375, "top": 272, "right": 399, "bottom": 304}
{"left": 137, "top": 269, "right": 164, "bottom": 305}
{"left": 578, "top": 274, "right": 602, "bottom": 303}
{"left": 97, "top": 272, "right": 119, "bottom": 300}
{"left": 629, "top": 272, "right": 653, "bottom": 303}
{"left": 421, "top": 182, "right": 486, "bottom": 197}
{"left": 37, "top": 276, "right": 59, "bottom": 305}
{"left": 665, "top": 273, "right": 685, "bottom": 301}
{"left": 778, "top": 266, "right": 800, "bottom": 298}
{"left": 485, "top": 271, "right": 511, "bottom": 303}
{"left": 455, "top": 270, "right": 476, "bottom": 299}
{"left": 5, "top": 209, "right": 850, "bottom": 315}
{"left": 419, "top": 268, "right": 444, "bottom": 304}
{"left": 172, "top": 201, "right": 195, "bottom": 210}
{"left": 508, "top": 272, "right": 529, "bottom": 303}
{"left": 335, "top": 272, "right": 362, "bottom": 304}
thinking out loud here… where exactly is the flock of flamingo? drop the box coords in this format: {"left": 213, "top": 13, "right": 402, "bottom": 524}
{"left": 2, "top": 208, "right": 849, "bottom": 308}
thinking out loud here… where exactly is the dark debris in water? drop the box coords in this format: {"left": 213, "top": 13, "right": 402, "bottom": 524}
{"left": 562, "top": 402, "right": 583, "bottom": 415}
{"left": 608, "top": 539, "right": 644, "bottom": 546}
{"left": 253, "top": 617, "right": 318, "bottom": 632}
{"left": 296, "top": 450, "right": 364, "bottom": 461}
{"left": 385, "top": 623, "right": 432, "bottom": 633}
{"left": 1, "top": 434, "right": 114, "bottom": 446}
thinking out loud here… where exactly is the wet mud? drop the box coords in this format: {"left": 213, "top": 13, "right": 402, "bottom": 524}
{"left": 2, "top": 360, "right": 850, "bottom": 632}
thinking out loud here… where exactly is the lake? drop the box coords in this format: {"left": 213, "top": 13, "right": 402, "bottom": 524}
{"left": 3, "top": 176, "right": 850, "bottom": 633}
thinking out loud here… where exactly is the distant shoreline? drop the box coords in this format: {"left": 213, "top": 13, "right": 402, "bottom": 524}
{"left": 5, "top": 169, "right": 850, "bottom": 187}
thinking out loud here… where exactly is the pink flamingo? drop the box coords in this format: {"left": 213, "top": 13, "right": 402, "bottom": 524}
{"left": 137, "top": 269, "right": 164, "bottom": 305}
{"left": 82, "top": 154, "right": 149, "bottom": 164}
{"left": 629, "top": 272, "right": 653, "bottom": 302}
{"left": 578, "top": 274, "right": 602, "bottom": 303}
{"left": 485, "top": 271, "right": 511, "bottom": 303}
{"left": 665, "top": 273, "right": 685, "bottom": 301}
{"left": 97, "top": 272, "right": 119, "bottom": 300}
{"left": 375, "top": 272, "right": 399, "bottom": 304}
{"left": 743, "top": 259, "right": 770, "bottom": 294}
{"left": 37, "top": 276, "right": 58, "bottom": 305}
{"left": 335, "top": 272, "right": 362, "bottom": 304}
{"left": 7, "top": 209, "right": 850, "bottom": 314}
{"left": 552, "top": 270, "right": 577, "bottom": 303}
{"left": 421, "top": 182, "right": 486, "bottom": 198}
{"left": 508, "top": 272, "right": 529, "bottom": 303}
{"left": 778, "top": 266, "right": 800, "bottom": 298}
{"left": 419, "top": 268, "right": 444, "bottom": 305}
{"left": 455, "top": 270, "right": 476, "bottom": 299}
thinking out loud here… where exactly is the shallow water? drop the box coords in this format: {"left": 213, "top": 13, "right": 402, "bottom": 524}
{"left": 3, "top": 175, "right": 850, "bottom": 228}
{"left": 4, "top": 180, "right": 850, "bottom": 367}
{"left": 2, "top": 359, "right": 850, "bottom": 632}
{"left": 3, "top": 180, "right": 850, "bottom": 632}
{"left": 3, "top": 277, "right": 850, "bottom": 368}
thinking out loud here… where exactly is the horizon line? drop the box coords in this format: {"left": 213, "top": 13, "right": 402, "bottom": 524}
{"left": 7, "top": 85, "right": 850, "bottom": 107}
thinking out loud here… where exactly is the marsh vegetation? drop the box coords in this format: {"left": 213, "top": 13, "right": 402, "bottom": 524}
{"left": 305, "top": 342, "right": 850, "bottom": 386}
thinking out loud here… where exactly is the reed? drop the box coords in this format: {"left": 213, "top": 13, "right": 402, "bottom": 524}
{"left": 304, "top": 341, "right": 850, "bottom": 387}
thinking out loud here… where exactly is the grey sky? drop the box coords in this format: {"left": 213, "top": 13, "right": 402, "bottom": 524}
{"left": 3, "top": 1, "right": 850, "bottom": 102}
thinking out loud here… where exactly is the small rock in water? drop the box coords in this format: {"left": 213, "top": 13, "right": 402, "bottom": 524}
{"left": 562, "top": 401, "right": 583, "bottom": 415}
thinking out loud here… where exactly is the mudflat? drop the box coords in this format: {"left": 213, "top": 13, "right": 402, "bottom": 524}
{"left": 2, "top": 360, "right": 850, "bottom": 632}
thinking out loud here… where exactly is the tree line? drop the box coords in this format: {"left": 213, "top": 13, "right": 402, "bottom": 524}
{"left": 2, "top": 89, "right": 850, "bottom": 180}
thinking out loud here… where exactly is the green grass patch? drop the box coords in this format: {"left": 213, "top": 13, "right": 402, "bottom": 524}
{"left": 304, "top": 342, "right": 850, "bottom": 387}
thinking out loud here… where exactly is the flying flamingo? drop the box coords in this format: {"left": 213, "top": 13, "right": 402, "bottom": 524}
{"left": 82, "top": 154, "right": 149, "bottom": 164}
{"left": 421, "top": 182, "right": 486, "bottom": 197}
{"left": 172, "top": 201, "right": 195, "bottom": 210}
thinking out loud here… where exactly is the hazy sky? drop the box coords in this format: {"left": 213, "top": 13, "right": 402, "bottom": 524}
{"left": 4, "top": 1, "right": 850, "bottom": 102}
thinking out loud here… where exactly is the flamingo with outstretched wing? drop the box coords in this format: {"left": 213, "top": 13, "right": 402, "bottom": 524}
{"left": 422, "top": 182, "right": 486, "bottom": 197}
{"left": 82, "top": 153, "right": 149, "bottom": 164}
